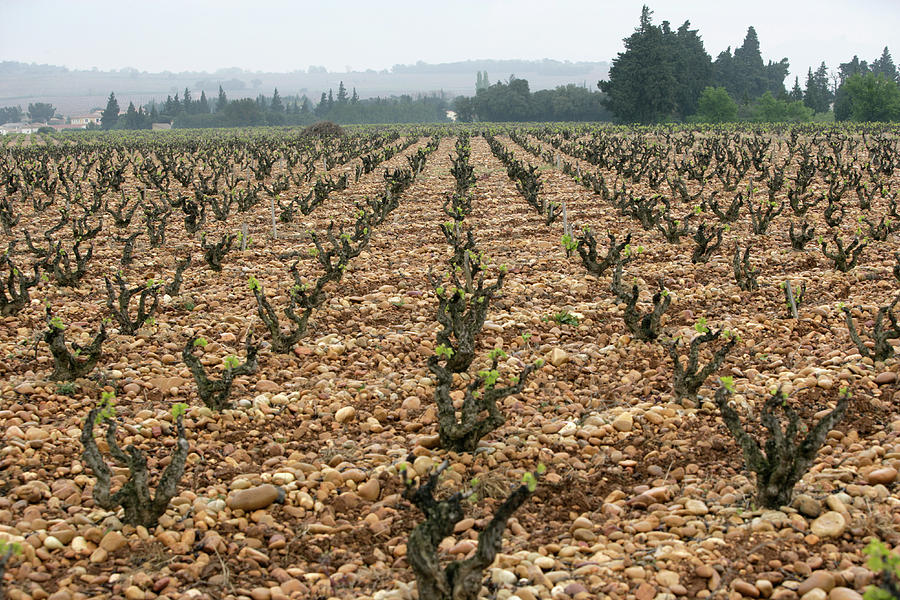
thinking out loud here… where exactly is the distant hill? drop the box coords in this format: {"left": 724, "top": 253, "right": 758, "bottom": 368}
{"left": 0, "top": 59, "right": 609, "bottom": 115}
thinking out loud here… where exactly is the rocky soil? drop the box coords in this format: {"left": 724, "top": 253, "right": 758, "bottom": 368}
{"left": 1, "top": 129, "right": 899, "bottom": 600}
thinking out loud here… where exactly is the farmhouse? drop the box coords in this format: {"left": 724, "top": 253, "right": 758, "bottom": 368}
{"left": 69, "top": 112, "right": 102, "bottom": 126}
{"left": 0, "top": 122, "right": 43, "bottom": 134}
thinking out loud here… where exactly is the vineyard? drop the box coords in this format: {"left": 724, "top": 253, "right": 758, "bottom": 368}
{"left": 1, "top": 123, "right": 899, "bottom": 600}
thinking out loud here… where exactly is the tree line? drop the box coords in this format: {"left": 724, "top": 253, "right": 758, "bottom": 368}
{"left": 90, "top": 82, "right": 449, "bottom": 129}
{"left": 602, "top": 5, "right": 900, "bottom": 123}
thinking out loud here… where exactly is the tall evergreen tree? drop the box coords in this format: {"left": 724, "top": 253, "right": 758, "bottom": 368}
{"left": 270, "top": 88, "right": 284, "bottom": 113}
{"left": 871, "top": 47, "right": 899, "bottom": 83}
{"left": 101, "top": 92, "right": 120, "bottom": 129}
{"left": 839, "top": 56, "right": 869, "bottom": 85}
{"left": 337, "top": 81, "right": 348, "bottom": 104}
{"left": 351, "top": 87, "right": 359, "bottom": 103}
{"left": 599, "top": 6, "right": 678, "bottom": 123}
{"left": 803, "top": 62, "right": 832, "bottom": 113}
{"left": 183, "top": 88, "right": 193, "bottom": 114}
{"left": 315, "top": 92, "right": 328, "bottom": 116}
{"left": 216, "top": 86, "right": 228, "bottom": 112}
{"left": 789, "top": 77, "right": 803, "bottom": 101}
{"left": 732, "top": 27, "right": 768, "bottom": 101}
{"left": 300, "top": 96, "right": 311, "bottom": 115}
{"left": 713, "top": 27, "right": 787, "bottom": 101}
{"left": 670, "top": 20, "right": 712, "bottom": 117}
{"left": 198, "top": 91, "right": 209, "bottom": 114}
{"left": 327, "top": 89, "right": 334, "bottom": 109}
{"left": 476, "top": 71, "right": 483, "bottom": 91}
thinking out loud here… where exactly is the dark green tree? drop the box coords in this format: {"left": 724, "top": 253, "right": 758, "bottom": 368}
{"left": 300, "top": 96, "right": 311, "bottom": 115}
{"left": 839, "top": 55, "right": 869, "bottom": 85}
{"left": 101, "top": 93, "right": 120, "bottom": 129}
{"left": 183, "top": 88, "right": 193, "bottom": 114}
{"left": 670, "top": 20, "right": 712, "bottom": 117}
{"left": 714, "top": 27, "right": 788, "bottom": 101}
{"left": 871, "top": 47, "right": 898, "bottom": 83}
{"left": 789, "top": 77, "right": 803, "bottom": 101}
{"left": 223, "top": 98, "right": 265, "bottom": 126}
{"left": 599, "top": 6, "right": 677, "bottom": 123}
{"left": 270, "top": 88, "right": 284, "bottom": 113}
{"left": 0, "top": 106, "right": 23, "bottom": 123}
{"left": 337, "top": 81, "right": 348, "bottom": 104}
{"left": 732, "top": 27, "right": 768, "bottom": 99}
{"left": 315, "top": 92, "right": 328, "bottom": 116}
{"left": 198, "top": 91, "right": 209, "bottom": 114}
{"left": 453, "top": 96, "right": 475, "bottom": 122}
{"left": 216, "top": 85, "right": 228, "bottom": 112}
{"left": 474, "top": 76, "right": 533, "bottom": 121}
{"left": 351, "top": 87, "right": 359, "bottom": 103}
{"left": 803, "top": 62, "right": 832, "bottom": 113}
{"left": 27, "top": 102, "right": 56, "bottom": 123}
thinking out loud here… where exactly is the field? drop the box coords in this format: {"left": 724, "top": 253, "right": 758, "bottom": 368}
{"left": 1, "top": 123, "right": 899, "bottom": 600}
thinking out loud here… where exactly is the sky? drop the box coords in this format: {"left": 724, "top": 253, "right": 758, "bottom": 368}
{"left": 2, "top": 0, "right": 898, "bottom": 82}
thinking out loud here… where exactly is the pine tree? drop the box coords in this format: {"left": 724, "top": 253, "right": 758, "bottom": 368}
{"left": 301, "top": 97, "right": 311, "bottom": 115}
{"left": 216, "top": 86, "right": 228, "bottom": 112}
{"left": 790, "top": 77, "right": 803, "bottom": 101}
{"left": 101, "top": 92, "right": 120, "bottom": 129}
{"left": 871, "top": 47, "right": 898, "bottom": 83}
{"left": 183, "top": 88, "right": 192, "bottom": 114}
{"left": 337, "top": 81, "right": 348, "bottom": 103}
{"left": 315, "top": 92, "right": 328, "bottom": 116}
{"left": 198, "top": 91, "right": 209, "bottom": 114}
{"left": 803, "top": 62, "right": 832, "bottom": 113}
{"left": 670, "top": 20, "right": 712, "bottom": 118}
{"left": 839, "top": 56, "right": 869, "bottom": 85}
{"left": 598, "top": 6, "right": 678, "bottom": 123}
{"left": 327, "top": 89, "right": 334, "bottom": 109}
{"left": 351, "top": 87, "right": 359, "bottom": 104}
{"left": 270, "top": 88, "right": 284, "bottom": 113}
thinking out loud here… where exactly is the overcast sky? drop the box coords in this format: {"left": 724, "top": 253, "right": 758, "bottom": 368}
{"left": 2, "top": 0, "right": 898, "bottom": 82}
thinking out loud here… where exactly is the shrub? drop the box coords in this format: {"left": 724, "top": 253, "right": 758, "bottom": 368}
{"left": 694, "top": 87, "right": 738, "bottom": 123}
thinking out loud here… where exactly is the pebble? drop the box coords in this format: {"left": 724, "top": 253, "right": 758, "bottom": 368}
{"left": 15, "top": 382, "right": 35, "bottom": 394}
{"left": 43, "top": 536, "right": 64, "bottom": 550}
{"left": 548, "top": 348, "right": 569, "bottom": 367}
{"left": 99, "top": 530, "right": 127, "bottom": 552}
{"left": 612, "top": 413, "right": 633, "bottom": 432}
{"left": 227, "top": 484, "right": 284, "bottom": 511}
{"left": 635, "top": 582, "right": 656, "bottom": 600}
{"left": 335, "top": 406, "right": 357, "bottom": 423}
{"left": 656, "top": 570, "right": 680, "bottom": 588}
{"left": 124, "top": 586, "right": 145, "bottom": 600}
{"left": 810, "top": 512, "right": 846, "bottom": 538}
{"left": 866, "top": 467, "right": 898, "bottom": 485}
{"left": 798, "top": 571, "right": 835, "bottom": 596}
{"left": 874, "top": 372, "right": 897, "bottom": 384}
{"left": 732, "top": 579, "right": 760, "bottom": 597}
{"left": 802, "top": 590, "right": 828, "bottom": 600}
{"left": 491, "top": 568, "right": 517, "bottom": 586}
{"left": 794, "top": 494, "right": 823, "bottom": 518}
{"left": 25, "top": 427, "right": 48, "bottom": 441}
{"left": 358, "top": 479, "right": 380, "bottom": 501}
{"left": 256, "top": 379, "right": 280, "bottom": 392}
{"left": 685, "top": 499, "right": 708, "bottom": 515}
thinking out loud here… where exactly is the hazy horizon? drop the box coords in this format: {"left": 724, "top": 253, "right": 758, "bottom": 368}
{"left": 3, "top": 0, "right": 899, "bottom": 84}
